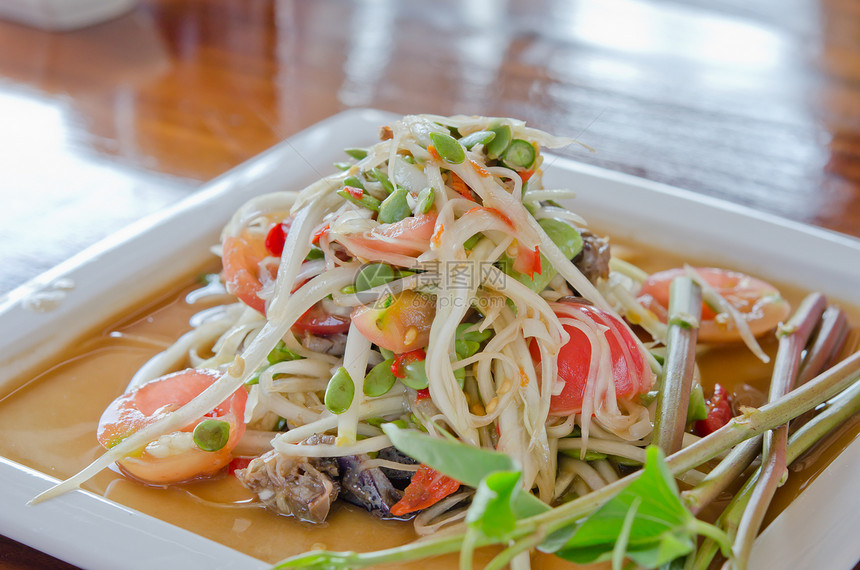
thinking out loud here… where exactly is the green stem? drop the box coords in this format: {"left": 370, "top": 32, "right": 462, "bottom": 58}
{"left": 731, "top": 294, "right": 825, "bottom": 568}
{"left": 652, "top": 277, "right": 701, "bottom": 454}
{"left": 732, "top": 426, "right": 787, "bottom": 570}
{"left": 692, "top": 369, "right": 860, "bottom": 570}
{"left": 682, "top": 436, "right": 762, "bottom": 514}
{"left": 459, "top": 529, "right": 477, "bottom": 570}
{"left": 484, "top": 528, "right": 547, "bottom": 570}
{"left": 689, "top": 518, "right": 732, "bottom": 558}
{"left": 273, "top": 349, "right": 860, "bottom": 569}
{"left": 797, "top": 305, "right": 848, "bottom": 385}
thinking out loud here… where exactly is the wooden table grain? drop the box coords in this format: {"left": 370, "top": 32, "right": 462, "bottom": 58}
{"left": 0, "top": 0, "right": 858, "bottom": 568}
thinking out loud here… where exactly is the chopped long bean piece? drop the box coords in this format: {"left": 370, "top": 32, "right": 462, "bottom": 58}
{"left": 337, "top": 188, "right": 381, "bottom": 211}
{"left": 325, "top": 367, "right": 355, "bottom": 415}
{"left": 429, "top": 132, "right": 466, "bottom": 164}
{"left": 459, "top": 130, "right": 496, "bottom": 149}
{"left": 378, "top": 187, "right": 411, "bottom": 223}
{"left": 415, "top": 187, "right": 435, "bottom": 215}
{"left": 502, "top": 139, "right": 537, "bottom": 169}
{"left": 370, "top": 168, "right": 395, "bottom": 195}
{"left": 485, "top": 124, "right": 512, "bottom": 159}
{"left": 344, "top": 148, "right": 368, "bottom": 160}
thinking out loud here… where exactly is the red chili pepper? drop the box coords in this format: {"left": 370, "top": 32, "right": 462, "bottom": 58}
{"left": 694, "top": 384, "right": 733, "bottom": 436}
{"left": 265, "top": 222, "right": 289, "bottom": 256}
{"left": 415, "top": 388, "right": 430, "bottom": 401}
{"left": 343, "top": 185, "right": 364, "bottom": 200}
{"left": 228, "top": 457, "right": 252, "bottom": 475}
{"left": 391, "top": 349, "right": 426, "bottom": 378}
{"left": 533, "top": 245, "right": 542, "bottom": 276}
{"left": 311, "top": 223, "right": 330, "bottom": 245}
{"left": 390, "top": 464, "right": 460, "bottom": 516}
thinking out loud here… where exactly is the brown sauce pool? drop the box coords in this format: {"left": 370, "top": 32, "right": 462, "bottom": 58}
{"left": 0, "top": 244, "right": 857, "bottom": 568}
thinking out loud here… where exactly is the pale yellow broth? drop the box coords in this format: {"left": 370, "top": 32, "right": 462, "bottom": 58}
{"left": 0, "top": 240, "right": 857, "bottom": 568}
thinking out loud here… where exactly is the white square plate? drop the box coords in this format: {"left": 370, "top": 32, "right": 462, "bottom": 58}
{"left": 1, "top": 109, "right": 858, "bottom": 570}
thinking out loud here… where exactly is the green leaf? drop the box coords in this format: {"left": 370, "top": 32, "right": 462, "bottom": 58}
{"left": 554, "top": 447, "right": 700, "bottom": 568}
{"left": 466, "top": 471, "right": 521, "bottom": 540}
{"left": 626, "top": 533, "right": 694, "bottom": 568}
{"left": 267, "top": 340, "right": 303, "bottom": 364}
{"left": 381, "top": 423, "right": 517, "bottom": 488}
{"left": 539, "top": 523, "right": 581, "bottom": 554}
{"left": 381, "top": 424, "right": 550, "bottom": 518}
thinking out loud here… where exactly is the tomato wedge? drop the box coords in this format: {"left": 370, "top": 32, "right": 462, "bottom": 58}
{"left": 222, "top": 232, "right": 276, "bottom": 314}
{"left": 293, "top": 303, "right": 351, "bottom": 335}
{"left": 537, "top": 302, "right": 652, "bottom": 415}
{"left": 222, "top": 219, "right": 350, "bottom": 335}
{"left": 342, "top": 214, "right": 437, "bottom": 261}
{"left": 351, "top": 290, "right": 435, "bottom": 353}
{"left": 97, "top": 369, "right": 247, "bottom": 485}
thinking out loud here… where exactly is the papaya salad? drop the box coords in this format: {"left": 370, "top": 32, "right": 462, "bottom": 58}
{"left": 33, "top": 114, "right": 860, "bottom": 569}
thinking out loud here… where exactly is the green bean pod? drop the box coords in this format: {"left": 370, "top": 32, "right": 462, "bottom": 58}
{"left": 325, "top": 367, "right": 355, "bottom": 414}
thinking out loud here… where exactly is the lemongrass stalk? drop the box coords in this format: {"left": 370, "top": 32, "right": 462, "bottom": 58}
{"left": 731, "top": 294, "right": 825, "bottom": 569}
{"left": 275, "top": 351, "right": 860, "bottom": 569}
{"left": 652, "top": 277, "right": 701, "bottom": 453}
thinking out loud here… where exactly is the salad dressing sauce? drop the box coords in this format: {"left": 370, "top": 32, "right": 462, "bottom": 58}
{"left": 0, "top": 247, "right": 857, "bottom": 567}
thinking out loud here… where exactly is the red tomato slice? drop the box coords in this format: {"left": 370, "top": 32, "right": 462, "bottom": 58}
{"left": 389, "top": 464, "right": 460, "bottom": 516}
{"left": 293, "top": 303, "right": 351, "bottom": 335}
{"left": 344, "top": 214, "right": 437, "bottom": 260}
{"left": 222, "top": 220, "right": 351, "bottom": 335}
{"left": 536, "top": 302, "right": 651, "bottom": 415}
{"left": 638, "top": 267, "right": 790, "bottom": 343}
{"left": 222, "top": 233, "right": 275, "bottom": 314}
{"left": 351, "top": 290, "right": 435, "bottom": 353}
{"left": 97, "top": 369, "right": 247, "bottom": 485}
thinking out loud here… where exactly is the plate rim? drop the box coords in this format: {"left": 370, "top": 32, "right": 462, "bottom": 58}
{"left": 0, "top": 107, "right": 857, "bottom": 569}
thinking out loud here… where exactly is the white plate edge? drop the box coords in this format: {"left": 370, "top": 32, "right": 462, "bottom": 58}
{"left": 0, "top": 108, "right": 856, "bottom": 568}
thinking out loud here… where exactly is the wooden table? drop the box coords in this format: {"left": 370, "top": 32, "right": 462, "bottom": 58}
{"left": 0, "top": 0, "right": 858, "bottom": 567}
